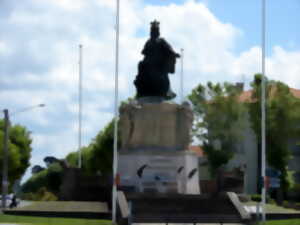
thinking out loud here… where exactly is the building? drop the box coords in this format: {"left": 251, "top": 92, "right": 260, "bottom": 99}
{"left": 190, "top": 85, "right": 300, "bottom": 194}
{"left": 231, "top": 86, "right": 300, "bottom": 194}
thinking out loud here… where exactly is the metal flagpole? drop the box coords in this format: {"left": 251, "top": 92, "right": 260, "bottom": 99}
{"left": 180, "top": 48, "right": 184, "bottom": 103}
{"left": 78, "top": 44, "right": 83, "bottom": 169}
{"left": 261, "top": 0, "right": 267, "bottom": 223}
{"left": 112, "top": 0, "right": 120, "bottom": 223}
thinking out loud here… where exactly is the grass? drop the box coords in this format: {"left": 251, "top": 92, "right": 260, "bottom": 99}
{"left": 0, "top": 214, "right": 112, "bottom": 225}
{"left": 244, "top": 201, "right": 300, "bottom": 213}
{"left": 266, "top": 219, "right": 300, "bottom": 225}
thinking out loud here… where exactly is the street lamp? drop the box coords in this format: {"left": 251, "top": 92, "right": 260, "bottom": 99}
{"left": 1, "top": 103, "right": 45, "bottom": 209}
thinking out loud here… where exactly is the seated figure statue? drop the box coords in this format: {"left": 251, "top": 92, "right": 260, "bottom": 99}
{"left": 134, "top": 20, "right": 180, "bottom": 100}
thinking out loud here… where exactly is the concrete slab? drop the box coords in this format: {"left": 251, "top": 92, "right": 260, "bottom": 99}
{"left": 7, "top": 201, "right": 108, "bottom": 212}
{"left": 132, "top": 221, "right": 246, "bottom": 224}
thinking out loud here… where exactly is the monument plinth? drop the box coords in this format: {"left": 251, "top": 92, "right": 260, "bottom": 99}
{"left": 118, "top": 100, "right": 200, "bottom": 194}
{"left": 118, "top": 21, "right": 200, "bottom": 194}
{"left": 120, "top": 100, "right": 193, "bottom": 151}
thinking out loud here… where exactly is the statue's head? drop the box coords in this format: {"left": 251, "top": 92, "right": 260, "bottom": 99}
{"left": 150, "top": 20, "right": 160, "bottom": 39}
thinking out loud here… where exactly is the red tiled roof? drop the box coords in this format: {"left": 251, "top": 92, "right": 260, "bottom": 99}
{"left": 238, "top": 90, "right": 254, "bottom": 103}
{"left": 290, "top": 88, "right": 300, "bottom": 99}
{"left": 239, "top": 88, "right": 300, "bottom": 103}
{"left": 189, "top": 145, "right": 205, "bottom": 157}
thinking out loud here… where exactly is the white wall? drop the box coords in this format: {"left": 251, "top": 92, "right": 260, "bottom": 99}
{"left": 118, "top": 151, "right": 200, "bottom": 194}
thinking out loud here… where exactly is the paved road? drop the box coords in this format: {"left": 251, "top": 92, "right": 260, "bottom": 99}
{"left": 0, "top": 200, "right": 32, "bottom": 211}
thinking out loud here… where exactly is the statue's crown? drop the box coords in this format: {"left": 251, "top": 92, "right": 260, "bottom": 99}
{"left": 151, "top": 20, "right": 160, "bottom": 29}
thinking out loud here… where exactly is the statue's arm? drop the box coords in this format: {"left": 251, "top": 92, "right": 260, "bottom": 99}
{"left": 141, "top": 40, "right": 150, "bottom": 55}
{"left": 161, "top": 38, "right": 180, "bottom": 58}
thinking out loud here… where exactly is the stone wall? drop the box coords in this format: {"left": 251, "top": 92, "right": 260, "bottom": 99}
{"left": 59, "top": 168, "right": 111, "bottom": 202}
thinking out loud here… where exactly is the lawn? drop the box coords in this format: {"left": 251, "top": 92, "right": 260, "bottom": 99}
{"left": 0, "top": 214, "right": 112, "bottom": 225}
{"left": 244, "top": 201, "right": 300, "bottom": 213}
{"left": 266, "top": 219, "right": 300, "bottom": 225}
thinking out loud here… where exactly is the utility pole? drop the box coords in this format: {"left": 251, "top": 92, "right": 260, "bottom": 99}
{"left": 2, "top": 109, "right": 9, "bottom": 209}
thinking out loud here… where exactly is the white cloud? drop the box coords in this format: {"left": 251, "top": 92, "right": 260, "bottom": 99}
{"left": 267, "top": 46, "right": 300, "bottom": 87}
{"left": 231, "top": 47, "right": 261, "bottom": 77}
{"left": 1, "top": 0, "right": 300, "bottom": 182}
{"left": 48, "top": 0, "right": 87, "bottom": 11}
{"left": 0, "top": 41, "right": 12, "bottom": 56}
{"left": 230, "top": 46, "right": 300, "bottom": 88}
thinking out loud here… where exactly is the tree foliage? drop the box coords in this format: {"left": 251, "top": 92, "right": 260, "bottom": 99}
{"left": 65, "top": 119, "right": 119, "bottom": 176}
{"left": 22, "top": 119, "right": 118, "bottom": 195}
{"left": 0, "top": 120, "right": 32, "bottom": 191}
{"left": 22, "top": 162, "right": 63, "bottom": 194}
{"left": 248, "top": 74, "right": 300, "bottom": 191}
{"left": 31, "top": 165, "right": 45, "bottom": 174}
{"left": 188, "top": 82, "right": 247, "bottom": 175}
{"left": 89, "top": 120, "right": 116, "bottom": 174}
{"left": 43, "top": 156, "right": 59, "bottom": 168}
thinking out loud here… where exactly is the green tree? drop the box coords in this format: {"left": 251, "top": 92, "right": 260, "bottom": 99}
{"left": 65, "top": 145, "right": 93, "bottom": 174}
{"left": 65, "top": 119, "right": 120, "bottom": 176}
{"left": 188, "top": 82, "right": 247, "bottom": 176}
{"left": 248, "top": 74, "right": 300, "bottom": 192}
{"left": 22, "top": 162, "right": 63, "bottom": 195}
{"left": 89, "top": 119, "right": 120, "bottom": 175}
{"left": 0, "top": 120, "right": 32, "bottom": 191}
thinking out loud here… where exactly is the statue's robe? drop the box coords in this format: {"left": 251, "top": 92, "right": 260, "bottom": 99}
{"left": 142, "top": 38, "right": 178, "bottom": 74}
{"left": 134, "top": 37, "right": 178, "bottom": 98}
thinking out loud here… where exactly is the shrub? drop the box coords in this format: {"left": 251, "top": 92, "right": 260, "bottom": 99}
{"left": 39, "top": 189, "right": 57, "bottom": 201}
{"left": 295, "top": 203, "right": 300, "bottom": 210}
{"left": 251, "top": 194, "right": 262, "bottom": 202}
{"left": 21, "top": 192, "right": 36, "bottom": 201}
{"left": 250, "top": 194, "right": 275, "bottom": 203}
{"left": 21, "top": 163, "right": 63, "bottom": 195}
{"left": 21, "top": 187, "right": 57, "bottom": 201}
{"left": 282, "top": 200, "right": 291, "bottom": 208}
{"left": 267, "top": 198, "right": 276, "bottom": 205}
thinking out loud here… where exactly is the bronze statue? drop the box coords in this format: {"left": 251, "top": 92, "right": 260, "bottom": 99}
{"left": 134, "top": 20, "right": 180, "bottom": 100}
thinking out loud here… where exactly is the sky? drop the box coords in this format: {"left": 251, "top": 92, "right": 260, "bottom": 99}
{"left": 0, "top": 0, "right": 299, "bottom": 182}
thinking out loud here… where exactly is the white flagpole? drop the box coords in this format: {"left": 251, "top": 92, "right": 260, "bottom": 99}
{"left": 78, "top": 44, "right": 83, "bottom": 169}
{"left": 261, "top": 0, "right": 266, "bottom": 223}
{"left": 180, "top": 48, "right": 184, "bottom": 103}
{"left": 112, "top": 0, "right": 120, "bottom": 223}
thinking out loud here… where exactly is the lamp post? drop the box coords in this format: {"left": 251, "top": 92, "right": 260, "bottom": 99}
{"left": 1, "top": 104, "right": 45, "bottom": 209}
{"left": 2, "top": 109, "right": 9, "bottom": 209}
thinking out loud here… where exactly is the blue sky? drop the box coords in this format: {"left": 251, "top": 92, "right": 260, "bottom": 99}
{"left": 207, "top": 0, "right": 300, "bottom": 53}
{"left": 148, "top": 0, "right": 300, "bottom": 53}
{"left": 0, "top": 0, "right": 299, "bottom": 182}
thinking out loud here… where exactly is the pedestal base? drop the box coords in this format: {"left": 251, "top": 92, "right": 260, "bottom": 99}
{"left": 118, "top": 151, "right": 200, "bottom": 194}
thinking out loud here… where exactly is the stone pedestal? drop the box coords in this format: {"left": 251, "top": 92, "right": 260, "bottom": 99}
{"left": 118, "top": 100, "right": 200, "bottom": 194}
{"left": 119, "top": 100, "right": 193, "bottom": 151}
